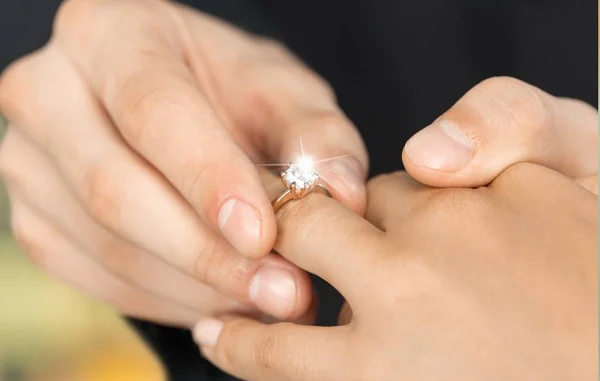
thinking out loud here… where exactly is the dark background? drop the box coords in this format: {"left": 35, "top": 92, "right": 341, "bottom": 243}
{"left": 1, "top": 1, "right": 597, "bottom": 380}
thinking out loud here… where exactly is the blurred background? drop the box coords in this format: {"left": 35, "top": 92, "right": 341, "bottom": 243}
{"left": 0, "top": 117, "right": 165, "bottom": 381}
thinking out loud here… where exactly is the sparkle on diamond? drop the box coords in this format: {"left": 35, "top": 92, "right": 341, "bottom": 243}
{"left": 283, "top": 163, "right": 318, "bottom": 189}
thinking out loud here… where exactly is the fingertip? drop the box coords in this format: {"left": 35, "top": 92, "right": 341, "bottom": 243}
{"left": 214, "top": 164, "right": 278, "bottom": 259}
{"left": 218, "top": 197, "right": 273, "bottom": 258}
{"left": 248, "top": 255, "right": 313, "bottom": 321}
{"left": 403, "top": 121, "right": 474, "bottom": 171}
{"left": 402, "top": 145, "right": 490, "bottom": 188}
{"left": 318, "top": 156, "right": 367, "bottom": 214}
{"left": 286, "top": 265, "right": 314, "bottom": 321}
{"left": 401, "top": 148, "right": 448, "bottom": 187}
{"left": 193, "top": 318, "right": 224, "bottom": 347}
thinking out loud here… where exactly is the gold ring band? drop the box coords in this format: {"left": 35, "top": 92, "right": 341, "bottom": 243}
{"left": 272, "top": 184, "right": 331, "bottom": 213}
{"left": 271, "top": 160, "right": 332, "bottom": 213}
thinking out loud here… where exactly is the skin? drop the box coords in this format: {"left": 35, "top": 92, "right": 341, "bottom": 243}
{"left": 0, "top": 0, "right": 369, "bottom": 323}
{"left": 191, "top": 79, "right": 598, "bottom": 378}
{"left": 0, "top": 0, "right": 597, "bottom": 336}
{"left": 195, "top": 163, "right": 598, "bottom": 381}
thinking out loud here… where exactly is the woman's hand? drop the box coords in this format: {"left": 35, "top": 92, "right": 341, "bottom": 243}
{"left": 0, "top": 0, "right": 368, "bottom": 325}
{"left": 194, "top": 163, "right": 597, "bottom": 381}
{"left": 402, "top": 76, "right": 598, "bottom": 192}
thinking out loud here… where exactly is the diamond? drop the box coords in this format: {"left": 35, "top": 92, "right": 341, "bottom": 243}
{"left": 282, "top": 163, "right": 319, "bottom": 190}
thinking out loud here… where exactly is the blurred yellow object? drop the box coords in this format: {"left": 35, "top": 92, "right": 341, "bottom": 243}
{"left": 0, "top": 231, "right": 165, "bottom": 381}
{"left": 76, "top": 343, "right": 164, "bottom": 381}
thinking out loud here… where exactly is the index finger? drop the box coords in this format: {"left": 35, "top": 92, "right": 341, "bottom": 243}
{"left": 54, "top": 0, "right": 275, "bottom": 258}
{"left": 260, "top": 169, "right": 384, "bottom": 299}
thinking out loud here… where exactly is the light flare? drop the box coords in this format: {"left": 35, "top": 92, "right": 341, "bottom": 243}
{"left": 254, "top": 135, "right": 355, "bottom": 169}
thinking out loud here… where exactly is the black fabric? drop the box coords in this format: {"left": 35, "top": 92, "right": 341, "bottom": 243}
{"left": 0, "top": 1, "right": 597, "bottom": 380}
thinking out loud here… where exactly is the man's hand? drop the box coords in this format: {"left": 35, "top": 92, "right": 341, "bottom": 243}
{"left": 0, "top": 0, "right": 367, "bottom": 325}
{"left": 194, "top": 163, "right": 598, "bottom": 381}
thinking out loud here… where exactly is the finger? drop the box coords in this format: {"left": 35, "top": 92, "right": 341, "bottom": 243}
{"left": 260, "top": 113, "right": 368, "bottom": 215}
{"left": 365, "top": 171, "right": 431, "bottom": 231}
{"left": 0, "top": 128, "right": 251, "bottom": 316}
{"left": 260, "top": 168, "right": 384, "bottom": 299}
{"left": 9, "top": 196, "right": 201, "bottom": 327}
{"left": 179, "top": 9, "right": 369, "bottom": 213}
{"left": 193, "top": 317, "right": 349, "bottom": 381}
{"left": 53, "top": 0, "right": 276, "bottom": 258}
{"left": 403, "top": 76, "right": 598, "bottom": 187}
{"left": 0, "top": 50, "right": 312, "bottom": 320}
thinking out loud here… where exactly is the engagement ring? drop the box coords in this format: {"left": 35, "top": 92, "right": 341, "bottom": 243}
{"left": 272, "top": 158, "right": 331, "bottom": 212}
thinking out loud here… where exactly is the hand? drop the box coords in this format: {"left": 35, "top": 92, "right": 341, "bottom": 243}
{"left": 402, "top": 76, "right": 598, "bottom": 192}
{"left": 0, "top": 0, "right": 367, "bottom": 325}
{"left": 193, "top": 163, "right": 597, "bottom": 381}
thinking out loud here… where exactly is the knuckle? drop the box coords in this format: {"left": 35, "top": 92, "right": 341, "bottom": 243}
{"left": 0, "top": 56, "right": 36, "bottom": 120}
{"left": 99, "top": 239, "right": 141, "bottom": 278}
{"left": 217, "top": 320, "right": 247, "bottom": 366}
{"left": 178, "top": 152, "right": 219, "bottom": 205}
{"left": 114, "top": 75, "right": 194, "bottom": 146}
{"left": 55, "top": 0, "right": 173, "bottom": 44}
{"left": 286, "top": 66, "right": 336, "bottom": 103}
{"left": 307, "top": 110, "right": 350, "bottom": 131}
{"left": 254, "top": 327, "right": 284, "bottom": 371}
{"left": 11, "top": 216, "right": 48, "bottom": 269}
{"left": 54, "top": 0, "right": 102, "bottom": 37}
{"left": 475, "top": 76, "right": 551, "bottom": 143}
{"left": 476, "top": 76, "right": 528, "bottom": 97}
{"left": 254, "top": 38, "right": 292, "bottom": 60}
{"left": 366, "top": 172, "right": 398, "bottom": 195}
{"left": 1, "top": 48, "right": 67, "bottom": 125}
{"left": 253, "top": 323, "right": 295, "bottom": 378}
{"left": 0, "top": 169, "right": 20, "bottom": 192}
{"left": 0, "top": 144, "right": 19, "bottom": 185}
{"left": 82, "top": 165, "right": 121, "bottom": 227}
{"left": 192, "top": 236, "right": 221, "bottom": 283}
{"left": 288, "top": 67, "right": 336, "bottom": 101}
{"left": 192, "top": 236, "right": 256, "bottom": 296}
{"left": 113, "top": 76, "right": 163, "bottom": 143}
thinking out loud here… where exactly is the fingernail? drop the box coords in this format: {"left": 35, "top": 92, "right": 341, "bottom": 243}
{"left": 218, "top": 199, "right": 261, "bottom": 257}
{"left": 193, "top": 318, "right": 224, "bottom": 347}
{"left": 404, "top": 120, "right": 474, "bottom": 172}
{"left": 249, "top": 267, "right": 297, "bottom": 319}
{"left": 319, "top": 156, "right": 366, "bottom": 194}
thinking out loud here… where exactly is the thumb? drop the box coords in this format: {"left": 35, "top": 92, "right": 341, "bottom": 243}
{"left": 403, "top": 77, "right": 598, "bottom": 188}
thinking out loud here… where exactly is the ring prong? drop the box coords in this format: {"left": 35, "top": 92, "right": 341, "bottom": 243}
{"left": 306, "top": 178, "right": 318, "bottom": 192}
{"left": 290, "top": 184, "right": 301, "bottom": 199}
{"left": 281, "top": 172, "right": 291, "bottom": 188}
